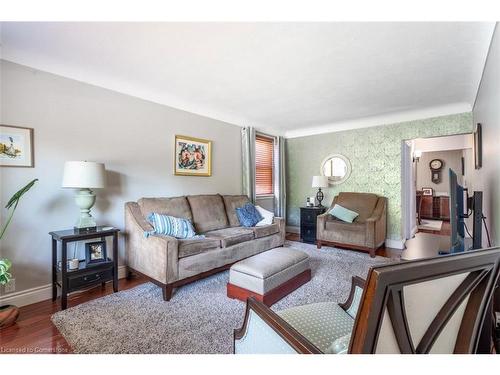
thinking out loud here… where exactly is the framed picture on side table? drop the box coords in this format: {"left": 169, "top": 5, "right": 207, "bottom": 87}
{"left": 422, "top": 187, "right": 434, "bottom": 196}
{"left": 85, "top": 241, "right": 107, "bottom": 265}
{"left": 0, "top": 124, "right": 34, "bottom": 167}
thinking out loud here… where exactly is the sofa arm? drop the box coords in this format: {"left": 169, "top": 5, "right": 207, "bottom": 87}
{"left": 365, "top": 197, "right": 387, "bottom": 248}
{"left": 124, "top": 202, "right": 179, "bottom": 284}
{"left": 274, "top": 217, "right": 286, "bottom": 244}
{"left": 234, "top": 298, "right": 322, "bottom": 354}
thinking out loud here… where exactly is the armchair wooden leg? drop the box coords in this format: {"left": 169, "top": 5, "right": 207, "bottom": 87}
{"left": 317, "top": 240, "right": 322, "bottom": 249}
{"left": 369, "top": 249, "right": 376, "bottom": 258}
{"left": 163, "top": 284, "right": 174, "bottom": 301}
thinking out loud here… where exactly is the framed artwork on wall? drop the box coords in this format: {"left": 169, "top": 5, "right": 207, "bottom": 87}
{"left": 174, "top": 135, "right": 212, "bottom": 177}
{"left": 474, "top": 123, "right": 482, "bottom": 170}
{"left": 0, "top": 124, "right": 34, "bottom": 167}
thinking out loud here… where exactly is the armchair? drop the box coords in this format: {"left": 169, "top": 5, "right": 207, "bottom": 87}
{"left": 317, "top": 192, "right": 387, "bottom": 257}
{"left": 234, "top": 246, "right": 500, "bottom": 354}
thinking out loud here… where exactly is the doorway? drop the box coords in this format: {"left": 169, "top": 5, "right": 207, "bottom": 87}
{"left": 401, "top": 133, "right": 474, "bottom": 242}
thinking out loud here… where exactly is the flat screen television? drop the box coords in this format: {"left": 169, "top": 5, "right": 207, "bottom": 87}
{"left": 449, "top": 168, "right": 465, "bottom": 253}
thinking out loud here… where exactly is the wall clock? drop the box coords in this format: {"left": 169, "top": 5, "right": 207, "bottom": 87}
{"left": 429, "top": 158, "right": 443, "bottom": 183}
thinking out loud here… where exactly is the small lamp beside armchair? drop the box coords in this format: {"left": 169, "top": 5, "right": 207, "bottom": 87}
{"left": 311, "top": 176, "right": 329, "bottom": 207}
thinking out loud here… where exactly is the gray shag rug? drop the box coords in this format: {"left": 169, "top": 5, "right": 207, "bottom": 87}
{"left": 51, "top": 241, "right": 392, "bottom": 354}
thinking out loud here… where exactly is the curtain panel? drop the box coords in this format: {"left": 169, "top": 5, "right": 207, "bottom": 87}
{"left": 274, "top": 136, "right": 286, "bottom": 219}
{"left": 241, "top": 127, "right": 256, "bottom": 203}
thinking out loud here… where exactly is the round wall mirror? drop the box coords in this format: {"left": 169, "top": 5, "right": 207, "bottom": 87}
{"left": 320, "top": 154, "right": 352, "bottom": 185}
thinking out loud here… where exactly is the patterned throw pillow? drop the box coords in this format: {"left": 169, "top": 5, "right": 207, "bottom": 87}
{"left": 235, "top": 203, "right": 263, "bottom": 227}
{"left": 145, "top": 212, "right": 201, "bottom": 239}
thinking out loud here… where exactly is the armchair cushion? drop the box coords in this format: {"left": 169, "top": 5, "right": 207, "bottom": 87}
{"left": 328, "top": 204, "right": 359, "bottom": 223}
{"left": 325, "top": 333, "right": 351, "bottom": 354}
{"left": 336, "top": 192, "right": 379, "bottom": 223}
{"left": 277, "top": 302, "right": 354, "bottom": 353}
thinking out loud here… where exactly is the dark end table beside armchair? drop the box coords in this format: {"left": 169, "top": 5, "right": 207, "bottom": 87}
{"left": 316, "top": 192, "right": 387, "bottom": 257}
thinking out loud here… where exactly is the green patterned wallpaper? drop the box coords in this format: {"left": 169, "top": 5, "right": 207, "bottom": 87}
{"left": 286, "top": 112, "right": 473, "bottom": 240}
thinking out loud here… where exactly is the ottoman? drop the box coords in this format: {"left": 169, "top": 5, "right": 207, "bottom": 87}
{"left": 227, "top": 248, "right": 311, "bottom": 306}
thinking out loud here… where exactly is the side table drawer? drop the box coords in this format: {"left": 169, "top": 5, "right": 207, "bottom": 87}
{"left": 301, "top": 225, "right": 317, "bottom": 244}
{"left": 301, "top": 210, "right": 320, "bottom": 225}
{"left": 68, "top": 269, "right": 113, "bottom": 290}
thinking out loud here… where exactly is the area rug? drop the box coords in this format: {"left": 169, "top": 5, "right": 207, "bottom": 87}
{"left": 51, "top": 241, "right": 393, "bottom": 354}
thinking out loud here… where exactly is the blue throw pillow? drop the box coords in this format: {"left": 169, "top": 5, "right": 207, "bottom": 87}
{"left": 145, "top": 212, "right": 202, "bottom": 239}
{"left": 328, "top": 204, "right": 359, "bottom": 223}
{"left": 235, "top": 203, "right": 263, "bottom": 227}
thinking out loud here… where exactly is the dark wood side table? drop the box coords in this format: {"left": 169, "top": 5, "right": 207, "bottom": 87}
{"left": 300, "top": 206, "right": 326, "bottom": 244}
{"left": 49, "top": 227, "right": 119, "bottom": 310}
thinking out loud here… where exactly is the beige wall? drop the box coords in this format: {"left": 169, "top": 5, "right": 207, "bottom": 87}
{"left": 416, "top": 150, "right": 464, "bottom": 195}
{"left": 471, "top": 25, "right": 500, "bottom": 247}
{"left": 0, "top": 60, "right": 242, "bottom": 295}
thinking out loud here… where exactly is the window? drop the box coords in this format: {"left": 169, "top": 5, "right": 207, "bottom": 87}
{"left": 255, "top": 135, "right": 274, "bottom": 195}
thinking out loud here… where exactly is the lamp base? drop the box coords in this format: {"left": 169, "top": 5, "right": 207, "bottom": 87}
{"left": 74, "top": 188, "right": 97, "bottom": 230}
{"left": 316, "top": 188, "right": 324, "bottom": 207}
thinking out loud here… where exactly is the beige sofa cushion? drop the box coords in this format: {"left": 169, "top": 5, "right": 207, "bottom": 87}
{"left": 178, "top": 237, "right": 221, "bottom": 259}
{"left": 223, "top": 195, "right": 251, "bottom": 227}
{"left": 336, "top": 192, "right": 379, "bottom": 223}
{"left": 138, "top": 196, "right": 193, "bottom": 221}
{"left": 251, "top": 223, "right": 280, "bottom": 238}
{"left": 187, "top": 194, "right": 229, "bottom": 233}
{"left": 205, "top": 227, "right": 254, "bottom": 248}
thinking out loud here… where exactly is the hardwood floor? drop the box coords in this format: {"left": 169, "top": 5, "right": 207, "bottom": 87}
{"left": 1, "top": 236, "right": 400, "bottom": 354}
{"left": 0, "top": 275, "right": 146, "bottom": 354}
{"left": 417, "top": 220, "right": 451, "bottom": 236}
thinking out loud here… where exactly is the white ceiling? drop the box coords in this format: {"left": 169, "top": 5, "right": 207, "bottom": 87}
{"left": 0, "top": 22, "right": 495, "bottom": 137}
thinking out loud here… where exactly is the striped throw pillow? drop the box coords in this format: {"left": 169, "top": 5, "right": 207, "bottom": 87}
{"left": 145, "top": 212, "right": 201, "bottom": 239}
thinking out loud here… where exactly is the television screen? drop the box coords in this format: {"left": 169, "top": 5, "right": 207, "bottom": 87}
{"left": 449, "top": 168, "right": 465, "bottom": 253}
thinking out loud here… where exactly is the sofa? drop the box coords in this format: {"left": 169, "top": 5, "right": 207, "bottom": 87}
{"left": 125, "top": 194, "right": 285, "bottom": 300}
{"left": 316, "top": 192, "right": 387, "bottom": 257}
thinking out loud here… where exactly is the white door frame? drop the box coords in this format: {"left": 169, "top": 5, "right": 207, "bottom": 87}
{"left": 401, "top": 140, "right": 417, "bottom": 241}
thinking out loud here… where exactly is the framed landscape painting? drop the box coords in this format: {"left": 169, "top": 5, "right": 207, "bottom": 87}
{"left": 0, "top": 125, "right": 34, "bottom": 167}
{"left": 174, "top": 135, "right": 212, "bottom": 176}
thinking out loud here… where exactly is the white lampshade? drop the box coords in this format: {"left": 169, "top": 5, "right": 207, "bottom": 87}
{"left": 62, "top": 161, "right": 106, "bottom": 189}
{"left": 312, "top": 175, "right": 329, "bottom": 188}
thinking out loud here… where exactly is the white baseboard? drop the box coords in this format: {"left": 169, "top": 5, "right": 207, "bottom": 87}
{"left": 0, "top": 265, "right": 128, "bottom": 308}
{"left": 411, "top": 225, "right": 418, "bottom": 237}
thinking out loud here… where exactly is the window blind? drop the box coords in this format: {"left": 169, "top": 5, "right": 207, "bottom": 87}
{"left": 255, "top": 135, "right": 274, "bottom": 195}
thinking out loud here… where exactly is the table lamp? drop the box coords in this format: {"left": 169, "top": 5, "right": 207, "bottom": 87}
{"left": 62, "top": 161, "right": 105, "bottom": 230}
{"left": 312, "top": 176, "right": 329, "bottom": 207}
